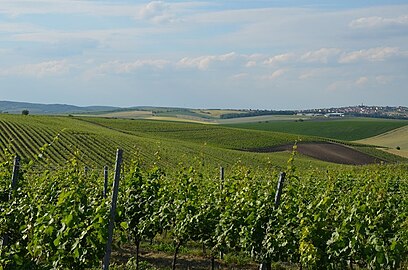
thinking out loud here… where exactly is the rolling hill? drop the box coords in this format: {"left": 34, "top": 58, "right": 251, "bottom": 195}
{"left": 0, "top": 100, "right": 118, "bottom": 115}
{"left": 1, "top": 113, "right": 406, "bottom": 172}
{"left": 224, "top": 118, "right": 408, "bottom": 141}
{"left": 0, "top": 114, "right": 335, "bottom": 171}
{"left": 356, "top": 125, "right": 408, "bottom": 158}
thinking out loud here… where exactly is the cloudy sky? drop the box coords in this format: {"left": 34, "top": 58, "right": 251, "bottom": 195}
{"left": 0, "top": 0, "right": 407, "bottom": 109}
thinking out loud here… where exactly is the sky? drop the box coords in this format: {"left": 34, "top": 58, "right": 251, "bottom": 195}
{"left": 0, "top": 0, "right": 407, "bottom": 110}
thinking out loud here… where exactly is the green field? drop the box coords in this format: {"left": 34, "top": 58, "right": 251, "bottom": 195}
{"left": 1, "top": 113, "right": 408, "bottom": 269}
{"left": 78, "top": 117, "right": 317, "bottom": 150}
{"left": 0, "top": 114, "right": 406, "bottom": 172}
{"left": 225, "top": 118, "right": 408, "bottom": 141}
{"left": 0, "top": 114, "right": 332, "bottom": 171}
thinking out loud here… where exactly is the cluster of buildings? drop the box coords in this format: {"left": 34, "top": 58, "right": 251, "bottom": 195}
{"left": 298, "top": 105, "right": 408, "bottom": 119}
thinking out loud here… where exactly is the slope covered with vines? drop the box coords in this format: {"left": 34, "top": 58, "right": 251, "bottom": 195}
{"left": 1, "top": 150, "right": 407, "bottom": 269}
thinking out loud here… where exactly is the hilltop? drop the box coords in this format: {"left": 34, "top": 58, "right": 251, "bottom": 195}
{"left": 0, "top": 100, "right": 118, "bottom": 115}
{"left": 1, "top": 101, "right": 407, "bottom": 121}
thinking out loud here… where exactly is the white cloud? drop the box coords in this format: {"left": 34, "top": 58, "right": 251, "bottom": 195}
{"left": 0, "top": 0, "right": 141, "bottom": 17}
{"left": 245, "top": 61, "right": 257, "bottom": 68}
{"left": 327, "top": 80, "right": 349, "bottom": 92}
{"left": 139, "top": 1, "right": 175, "bottom": 23}
{"left": 0, "top": 60, "right": 71, "bottom": 77}
{"left": 230, "top": 73, "right": 248, "bottom": 80}
{"left": 177, "top": 52, "right": 237, "bottom": 70}
{"left": 355, "top": 76, "right": 369, "bottom": 85}
{"left": 10, "top": 27, "right": 169, "bottom": 44}
{"left": 350, "top": 15, "right": 408, "bottom": 28}
{"left": 338, "top": 47, "right": 402, "bottom": 63}
{"left": 0, "top": 23, "right": 40, "bottom": 33}
{"left": 299, "top": 69, "right": 324, "bottom": 80}
{"left": 264, "top": 53, "right": 295, "bottom": 65}
{"left": 375, "top": 75, "right": 393, "bottom": 84}
{"left": 262, "top": 68, "right": 288, "bottom": 80}
{"left": 301, "top": 48, "right": 341, "bottom": 63}
{"left": 94, "top": 59, "right": 170, "bottom": 75}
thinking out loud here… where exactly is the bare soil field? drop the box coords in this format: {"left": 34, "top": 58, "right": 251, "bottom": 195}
{"left": 247, "top": 142, "right": 383, "bottom": 165}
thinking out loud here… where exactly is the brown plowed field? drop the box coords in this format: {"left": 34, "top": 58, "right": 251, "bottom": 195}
{"left": 247, "top": 142, "right": 383, "bottom": 165}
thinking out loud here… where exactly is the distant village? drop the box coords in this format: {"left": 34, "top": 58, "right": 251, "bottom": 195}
{"left": 298, "top": 105, "right": 408, "bottom": 119}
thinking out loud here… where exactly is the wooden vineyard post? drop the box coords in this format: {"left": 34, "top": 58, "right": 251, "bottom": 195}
{"left": 10, "top": 156, "right": 20, "bottom": 192}
{"left": 103, "top": 149, "right": 123, "bottom": 270}
{"left": 2, "top": 156, "right": 20, "bottom": 247}
{"left": 219, "top": 166, "right": 224, "bottom": 190}
{"left": 103, "top": 166, "right": 108, "bottom": 199}
{"left": 219, "top": 166, "right": 224, "bottom": 260}
{"left": 274, "top": 172, "right": 286, "bottom": 207}
{"left": 259, "top": 172, "right": 287, "bottom": 270}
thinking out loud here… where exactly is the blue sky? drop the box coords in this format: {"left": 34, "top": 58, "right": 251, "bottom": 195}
{"left": 0, "top": 1, "right": 407, "bottom": 109}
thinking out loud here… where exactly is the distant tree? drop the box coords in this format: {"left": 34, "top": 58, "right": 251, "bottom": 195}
{"left": 396, "top": 146, "right": 401, "bottom": 150}
{"left": 22, "top": 109, "right": 29, "bottom": 115}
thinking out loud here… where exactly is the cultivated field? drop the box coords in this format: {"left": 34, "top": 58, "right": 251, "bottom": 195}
{"left": 0, "top": 114, "right": 334, "bottom": 170}
{"left": 357, "top": 125, "right": 408, "bottom": 158}
{"left": 0, "top": 114, "right": 406, "bottom": 169}
{"left": 1, "top": 113, "right": 408, "bottom": 269}
{"left": 225, "top": 118, "right": 408, "bottom": 141}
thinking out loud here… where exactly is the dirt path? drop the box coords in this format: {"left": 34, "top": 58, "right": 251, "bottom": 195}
{"left": 113, "top": 245, "right": 258, "bottom": 269}
{"left": 247, "top": 142, "right": 383, "bottom": 165}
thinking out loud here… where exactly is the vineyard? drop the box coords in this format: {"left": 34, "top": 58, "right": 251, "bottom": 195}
{"left": 0, "top": 114, "right": 339, "bottom": 170}
{"left": 1, "top": 147, "right": 408, "bottom": 269}
{"left": 76, "top": 117, "right": 317, "bottom": 150}
{"left": 0, "top": 114, "right": 407, "bottom": 269}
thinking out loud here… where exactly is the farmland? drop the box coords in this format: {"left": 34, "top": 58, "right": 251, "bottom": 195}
{"left": 1, "top": 113, "right": 408, "bottom": 269}
{"left": 357, "top": 125, "right": 408, "bottom": 158}
{"left": 0, "top": 114, "right": 336, "bottom": 170}
{"left": 1, "top": 150, "right": 407, "bottom": 269}
{"left": 0, "top": 114, "right": 406, "bottom": 169}
{"left": 225, "top": 118, "right": 408, "bottom": 141}
{"left": 78, "top": 117, "right": 317, "bottom": 150}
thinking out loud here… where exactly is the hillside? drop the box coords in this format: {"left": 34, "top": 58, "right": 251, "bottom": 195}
{"left": 225, "top": 118, "right": 408, "bottom": 141}
{"left": 1, "top": 113, "right": 405, "bottom": 171}
{"left": 356, "top": 125, "right": 408, "bottom": 158}
{"left": 0, "top": 100, "right": 118, "bottom": 115}
{"left": 77, "top": 117, "right": 317, "bottom": 150}
{"left": 0, "top": 114, "right": 333, "bottom": 170}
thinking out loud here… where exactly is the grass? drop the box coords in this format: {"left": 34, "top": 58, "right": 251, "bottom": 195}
{"left": 224, "top": 118, "right": 408, "bottom": 141}
{"left": 216, "top": 115, "right": 311, "bottom": 124}
{"left": 82, "top": 109, "right": 312, "bottom": 124}
{"left": 356, "top": 125, "right": 408, "bottom": 158}
{"left": 355, "top": 146, "right": 408, "bottom": 163}
{"left": 82, "top": 110, "right": 153, "bottom": 118}
{"left": 77, "top": 117, "right": 319, "bottom": 150}
{"left": 192, "top": 109, "right": 246, "bottom": 118}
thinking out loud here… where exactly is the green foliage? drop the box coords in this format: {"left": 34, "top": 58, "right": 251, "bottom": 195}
{"left": 78, "top": 117, "right": 316, "bottom": 150}
{"left": 1, "top": 144, "right": 407, "bottom": 269}
{"left": 0, "top": 156, "right": 109, "bottom": 269}
{"left": 226, "top": 118, "right": 408, "bottom": 141}
{"left": 0, "top": 113, "right": 331, "bottom": 172}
